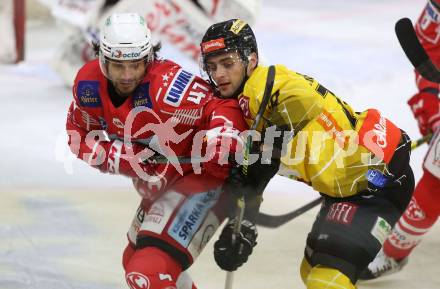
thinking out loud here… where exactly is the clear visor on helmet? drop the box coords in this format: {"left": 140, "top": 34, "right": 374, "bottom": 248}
{"left": 200, "top": 51, "right": 245, "bottom": 85}
{"left": 99, "top": 53, "right": 149, "bottom": 83}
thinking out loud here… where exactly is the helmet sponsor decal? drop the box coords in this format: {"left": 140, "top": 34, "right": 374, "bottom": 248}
{"left": 201, "top": 38, "right": 226, "bottom": 54}
{"left": 229, "top": 19, "right": 247, "bottom": 35}
{"left": 111, "top": 49, "right": 141, "bottom": 59}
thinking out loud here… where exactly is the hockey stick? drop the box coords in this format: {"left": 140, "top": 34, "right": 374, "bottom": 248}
{"left": 256, "top": 196, "right": 323, "bottom": 228}
{"left": 151, "top": 19, "right": 432, "bottom": 167}
{"left": 411, "top": 132, "right": 432, "bottom": 150}
{"left": 395, "top": 17, "right": 440, "bottom": 82}
{"left": 242, "top": 18, "right": 438, "bottom": 229}
{"left": 224, "top": 65, "right": 276, "bottom": 289}
{"left": 255, "top": 133, "right": 432, "bottom": 228}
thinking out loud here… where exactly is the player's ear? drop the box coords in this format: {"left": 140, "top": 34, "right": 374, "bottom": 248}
{"left": 246, "top": 52, "right": 258, "bottom": 76}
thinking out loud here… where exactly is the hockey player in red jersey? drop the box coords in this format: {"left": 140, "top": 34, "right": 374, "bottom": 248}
{"left": 50, "top": 0, "right": 261, "bottom": 86}
{"left": 359, "top": 0, "right": 440, "bottom": 280}
{"left": 66, "top": 13, "right": 248, "bottom": 289}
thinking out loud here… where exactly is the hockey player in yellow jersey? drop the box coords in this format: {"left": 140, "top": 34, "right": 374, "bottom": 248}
{"left": 200, "top": 19, "right": 415, "bottom": 288}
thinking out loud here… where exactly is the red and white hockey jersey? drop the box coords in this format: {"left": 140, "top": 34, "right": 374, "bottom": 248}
{"left": 66, "top": 58, "right": 247, "bottom": 195}
{"left": 415, "top": 0, "right": 440, "bottom": 90}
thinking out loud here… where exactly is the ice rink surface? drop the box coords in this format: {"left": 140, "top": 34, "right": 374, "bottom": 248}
{"left": 1, "top": 0, "right": 439, "bottom": 288}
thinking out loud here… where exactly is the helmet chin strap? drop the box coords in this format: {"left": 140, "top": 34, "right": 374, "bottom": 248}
{"left": 230, "top": 70, "right": 248, "bottom": 99}
{"left": 205, "top": 54, "right": 255, "bottom": 99}
{"left": 229, "top": 58, "right": 252, "bottom": 99}
{"left": 206, "top": 70, "right": 246, "bottom": 99}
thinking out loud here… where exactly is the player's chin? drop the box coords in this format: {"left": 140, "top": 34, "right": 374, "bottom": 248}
{"left": 218, "top": 86, "right": 235, "bottom": 98}
{"left": 117, "top": 83, "right": 137, "bottom": 94}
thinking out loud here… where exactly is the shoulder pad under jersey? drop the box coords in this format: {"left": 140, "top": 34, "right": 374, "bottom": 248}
{"left": 148, "top": 59, "right": 214, "bottom": 110}
{"left": 73, "top": 60, "right": 104, "bottom": 108}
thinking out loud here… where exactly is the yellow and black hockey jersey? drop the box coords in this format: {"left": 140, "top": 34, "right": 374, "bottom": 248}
{"left": 238, "top": 65, "right": 404, "bottom": 198}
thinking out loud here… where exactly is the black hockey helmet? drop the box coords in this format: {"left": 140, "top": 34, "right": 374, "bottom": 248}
{"left": 200, "top": 19, "right": 258, "bottom": 68}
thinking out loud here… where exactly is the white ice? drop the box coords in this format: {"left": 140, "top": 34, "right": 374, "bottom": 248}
{"left": 0, "top": 0, "right": 439, "bottom": 288}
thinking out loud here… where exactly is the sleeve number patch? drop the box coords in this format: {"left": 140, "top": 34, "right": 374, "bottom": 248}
{"left": 187, "top": 82, "right": 209, "bottom": 105}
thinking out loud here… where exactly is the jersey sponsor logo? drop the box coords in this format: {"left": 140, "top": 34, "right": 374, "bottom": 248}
{"left": 145, "top": 202, "right": 165, "bottom": 225}
{"left": 164, "top": 69, "right": 195, "bottom": 107}
{"left": 358, "top": 109, "right": 401, "bottom": 164}
{"left": 426, "top": 1, "right": 439, "bottom": 22}
{"left": 366, "top": 169, "right": 389, "bottom": 188}
{"left": 201, "top": 38, "right": 225, "bottom": 53}
{"left": 168, "top": 189, "right": 220, "bottom": 248}
{"left": 370, "top": 216, "right": 392, "bottom": 245}
{"left": 238, "top": 96, "right": 252, "bottom": 119}
{"left": 326, "top": 202, "right": 358, "bottom": 225}
{"left": 187, "top": 212, "right": 219, "bottom": 258}
{"left": 77, "top": 81, "right": 101, "bottom": 107}
{"left": 140, "top": 191, "right": 184, "bottom": 235}
{"left": 417, "top": 6, "right": 440, "bottom": 45}
{"left": 404, "top": 198, "right": 426, "bottom": 221}
{"left": 128, "top": 205, "right": 145, "bottom": 244}
{"left": 317, "top": 234, "right": 329, "bottom": 240}
{"left": 229, "top": 19, "right": 247, "bottom": 35}
{"left": 133, "top": 83, "right": 153, "bottom": 108}
{"left": 126, "top": 272, "right": 150, "bottom": 289}
{"left": 387, "top": 222, "right": 421, "bottom": 250}
{"left": 113, "top": 117, "right": 124, "bottom": 129}
{"left": 316, "top": 109, "right": 348, "bottom": 148}
{"left": 372, "top": 115, "right": 387, "bottom": 148}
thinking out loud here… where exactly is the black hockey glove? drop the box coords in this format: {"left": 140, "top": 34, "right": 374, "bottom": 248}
{"left": 224, "top": 126, "right": 283, "bottom": 199}
{"left": 224, "top": 152, "right": 280, "bottom": 198}
{"left": 214, "top": 218, "right": 258, "bottom": 271}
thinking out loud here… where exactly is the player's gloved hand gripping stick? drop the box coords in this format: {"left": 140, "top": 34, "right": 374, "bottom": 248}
{"left": 222, "top": 65, "right": 276, "bottom": 289}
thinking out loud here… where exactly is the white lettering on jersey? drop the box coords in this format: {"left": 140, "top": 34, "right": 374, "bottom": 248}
{"left": 164, "top": 68, "right": 195, "bottom": 107}
{"left": 187, "top": 82, "right": 209, "bottom": 105}
{"left": 159, "top": 274, "right": 173, "bottom": 281}
{"left": 126, "top": 272, "right": 150, "bottom": 289}
{"left": 107, "top": 140, "right": 123, "bottom": 173}
{"left": 113, "top": 117, "right": 124, "bottom": 129}
{"left": 373, "top": 115, "right": 387, "bottom": 148}
{"left": 417, "top": 1, "right": 440, "bottom": 44}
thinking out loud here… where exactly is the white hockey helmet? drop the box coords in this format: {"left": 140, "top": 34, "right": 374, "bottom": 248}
{"left": 99, "top": 13, "right": 154, "bottom": 77}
